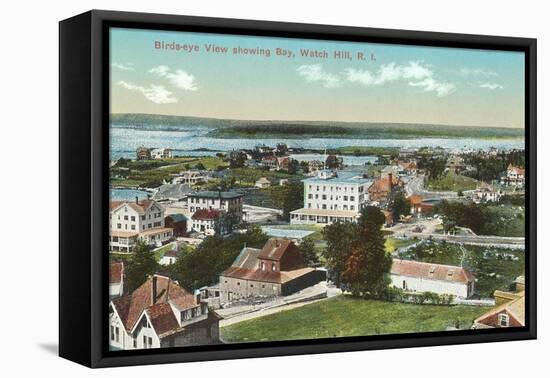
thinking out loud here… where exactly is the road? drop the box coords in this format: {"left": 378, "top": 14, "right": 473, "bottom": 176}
{"left": 219, "top": 282, "right": 342, "bottom": 327}
{"left": 389, "top": 219, "right": 524, "bottom": 248}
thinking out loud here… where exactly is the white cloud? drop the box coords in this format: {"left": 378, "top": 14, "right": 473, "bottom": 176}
{"left": 458, "top": 68, "right": 498, "bottom": 77}
{"left": 117, "top": 81, "right": 178, "bottom": 104}
{"left": 343, "top": 61, "right": 433, "bottom": 87}
{"left": 149, "top": 65, "right": 198, "bottom": 91}
{"left": 111, "top": 62, "right": 135, "bottom": 71}
{"left": 296, "top": 64, "right": 341, "bottom": 88}
{"left": 342, "top": 61, "right": 454, "bottom": 97}
{"left": 408, "top": 78, "right": 456, "bottom": 97}
{"left": 479, "top": 82, "right": 504, "bottom": 90}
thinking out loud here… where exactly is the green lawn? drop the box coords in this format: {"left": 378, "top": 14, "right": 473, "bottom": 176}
{"left": 427, "top": 171, "right": 478, "bottom": 192}
{"left": 110, "top": 156, "right": 228, "bottom": 188}
{"left": 221, "top": 296, "right": 490, "bottom": 343}
{"left": 153, "top": 243, "right": 174, "bottom": 261}
{"left": 385, "top": 236, "right": 419, "bottom": 253}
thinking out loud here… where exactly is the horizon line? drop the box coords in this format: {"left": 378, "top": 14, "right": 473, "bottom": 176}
{"left": 110, "top": 112, "right": 525, "bottom": 130}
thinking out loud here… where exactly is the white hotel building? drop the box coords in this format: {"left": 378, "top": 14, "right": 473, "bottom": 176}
{"left": 290, "top": 170, "right": 373, "bottom": 225}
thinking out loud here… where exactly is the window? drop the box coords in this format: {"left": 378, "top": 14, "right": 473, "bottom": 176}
{"left": 133, "top": 339, "right": 137, "bottom": 348}
{"left": 350, "top": 196, "right": 355, "bottom": 201}
{"left": 131, "top": 225, "right": 135, "bottom": 230}
{"left": 499, "top": 313, "right": 510, "bottom": 327}
{"left": 143, "top": 336, "right": 147, "bottom": 348}
{"left": 117, "top": 223, "right": 121, "bottom": 229}
{"left": 110, "top": 326, "right": 114, "bottom": 341}
{"left": 115, "top": 327, "right": 119, "bottom": 342}
{"left": 343, "top": 195, "right": 348, "bottom": 201}
{"left": 272, "top": 263, "right": 276, "bottom": 272}
{"left": 402, "top": 280, "right": 407, "bottom": 290}
{"left": 131, "top": 216, "right": 135, "bottom": 221}
{"left": 250, "top": 284, "right": 254, "bottom": 288}
{"left": 260, "top": 261, "right": 265, "bottom": 271}
{"left": 308, "top": 194, "right": 313, "bottom": 199}
{"left": 124, "top": 215, "right": 128, "bottom": 220}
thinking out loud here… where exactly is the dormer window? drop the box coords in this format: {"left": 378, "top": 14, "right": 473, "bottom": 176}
{"left": 272, "top": 263, "right": 276, "bottom": 272}
{"left": 498, "top": 313, "right": 509, "bottom": 327}
{"left": 260, "top": 261, "right": 265, "bottom": 271}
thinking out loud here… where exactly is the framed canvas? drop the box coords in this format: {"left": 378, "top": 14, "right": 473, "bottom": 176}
{"left": 59, "top": 10, "right": 536, "bottom": 368}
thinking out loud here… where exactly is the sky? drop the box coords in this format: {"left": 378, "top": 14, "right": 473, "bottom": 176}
{"left": 110, "top": 27, "right": 525, "bottom": 128}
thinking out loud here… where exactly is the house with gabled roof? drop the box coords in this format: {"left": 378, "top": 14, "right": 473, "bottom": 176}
{"left": 390, "top": 259, "right": 475, "bottom": 298}
{"left": 473, "top": 276, "right": 525, "bottom": 329}
{"left": 109, "top": 198, "right": 173, "bottom": 252}
{"left": 368, "top": 173, "right": 402, "bottom": 203}
{"left": 190, "top": 208, "right": 225, "bottom": 236}
{"left": 500, "top": 163, "right": 526, "bottom": 188}
{"left": 219, "top": 239, "right": 326, "bottom": 302}
{"left": 109, "top": 274, "right": 221, "bottom": 350}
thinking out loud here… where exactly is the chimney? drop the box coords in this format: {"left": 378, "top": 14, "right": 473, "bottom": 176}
{"left": 151, "top": 275, "right": 157, "bottom": 305}
{"left": 195, "top": 293, "right": 201, "bottom": 304}
{"left": 135, "top": 196, "right": 139, "bottom": 204}
{"left": 388, "top": 173, "right": 393, "bottom": 189}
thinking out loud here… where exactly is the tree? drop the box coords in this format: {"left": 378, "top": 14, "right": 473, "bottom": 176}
{"left": 343, "top": 206, "right": 392, "bottom": 298}
{"left": 299, "top": 237, "right": 319, "bottom": 266}
{"left": 418, "top": 156, "right": 447, "bottom": 179}
{"left": 194, "top": 162, "right": 206, "bottom": 170}
{"left": 287, "top": 159, "right": 299, "bottom": 174}
{"left": 299, "top": 161, "right": 310, "bottom": 174}
{"left": 125, "top": 240, "right": 158, "bottom": 293}
{"left": 229, "top": 152, "right": 246, "bottom": 168}
{"left": 321, "top": 221, "right": 358, "bottom": 286}
{"left": 269, "top": 182, "right": 304, "bottom": 220}
{"left": 387, "top": 190, "right": 411, "bottom": 222}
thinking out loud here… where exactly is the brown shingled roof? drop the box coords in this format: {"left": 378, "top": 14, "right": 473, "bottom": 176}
{"left": 110, "top": 262, "right": 124, "bottom": 284}
{"left": 111, "top": 275, "right": 197, "bottom": 332}
{"left": 192, "top": 208, "right": 222, "bottom": 221}
{"left": 369, "top": 175, "right": 401, "bottom": 193}
{"left": 258, "top": 238, "right": 296, "bottom": 261}
{"left": 474, "top": 291, "right": 525, "bottom": 328}
{"left": 146, "top": 302, "right": 180, "bottom": 336}
{"left": 110, "top": 199, "right": 156, "bottom": 214}
{"left": 391, "top": 259, "right": 474, "bottom": 284}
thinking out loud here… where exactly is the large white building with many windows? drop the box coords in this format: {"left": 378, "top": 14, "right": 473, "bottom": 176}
{"left": 290, "top": 170, "right": 373, "bottom": 224}
{"left": 184, "top": 191, "right": 244, "bottom": 223}
{"left": 109, "top": 198, "right": 173, "bottom": 252}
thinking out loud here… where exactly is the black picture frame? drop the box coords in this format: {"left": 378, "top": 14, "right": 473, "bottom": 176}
{"left": 59, "top": 9, "right": 537, "bottom": 368}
